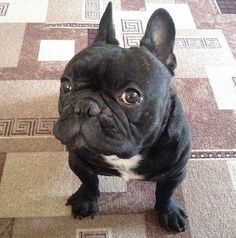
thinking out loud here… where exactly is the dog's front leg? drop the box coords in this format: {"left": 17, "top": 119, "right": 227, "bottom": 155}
{"left": 66, "top": 151, "right": 100, "bottom": 219}
{"left": 155, "top": 169, "right": 187, "bottom": 232}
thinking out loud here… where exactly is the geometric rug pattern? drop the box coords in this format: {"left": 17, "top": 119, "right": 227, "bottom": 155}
{"left": 0, "top": 0, "right": 236, "bottom": 237}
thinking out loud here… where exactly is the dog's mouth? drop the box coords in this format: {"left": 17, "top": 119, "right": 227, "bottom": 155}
{"left": 53, "top": 111, "right": 137, "bottom": 157}
{"left": 69, "top": 122, "right": 124, "bottom": 154}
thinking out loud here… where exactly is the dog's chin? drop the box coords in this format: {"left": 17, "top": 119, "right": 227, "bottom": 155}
{"left": 67, "top": 133, "right": 137, "bottom": 158}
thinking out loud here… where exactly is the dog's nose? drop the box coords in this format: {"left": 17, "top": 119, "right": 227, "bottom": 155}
{"left": 74, "top": 98, "right": 101, "bottom": 117}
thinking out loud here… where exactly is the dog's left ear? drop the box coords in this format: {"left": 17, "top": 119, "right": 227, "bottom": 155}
{"left": 94, "top": 2, "right": 119, "bottom": 45}
{"left": 140, "top": 9, "right": 176, "bottom": 75}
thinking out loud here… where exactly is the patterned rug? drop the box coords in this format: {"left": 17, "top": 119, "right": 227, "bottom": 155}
{"left": 0, "top": 0, "right": 236, "bottom": 237}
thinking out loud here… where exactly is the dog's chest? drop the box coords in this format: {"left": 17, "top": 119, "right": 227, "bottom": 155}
{"left": 102, "top": 154, "right": 144, "bottom": 181}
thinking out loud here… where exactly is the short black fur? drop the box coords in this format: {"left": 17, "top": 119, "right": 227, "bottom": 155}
{"left": 53, "top": 2, "right": 192, "bottom": 233}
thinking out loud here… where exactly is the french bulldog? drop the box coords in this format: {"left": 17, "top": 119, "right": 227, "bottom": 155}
{"left": 53, "top": 2, "right": 192, "bottom": 232}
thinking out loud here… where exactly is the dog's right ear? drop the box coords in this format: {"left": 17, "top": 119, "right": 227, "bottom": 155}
{"left": 94, "top": 2, "right": 119, "bottom": 45}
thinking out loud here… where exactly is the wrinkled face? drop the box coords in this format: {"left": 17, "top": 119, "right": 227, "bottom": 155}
{"left": 53, "top": 45, "right": 171, "bottom": 158}
{"left": 53, "top": 3, "right": 176, "bottom": 158}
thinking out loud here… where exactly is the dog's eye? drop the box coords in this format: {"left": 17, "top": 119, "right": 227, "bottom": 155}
{"left": 61, "top": 80, "right": 72, "bottom": 94}
{"left": 121, "top": 89, "right": 142, "bottom": 105}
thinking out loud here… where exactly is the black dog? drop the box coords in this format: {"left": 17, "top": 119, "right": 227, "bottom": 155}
{"left": 53, "top": 2, "right": 191, "bottom": 232}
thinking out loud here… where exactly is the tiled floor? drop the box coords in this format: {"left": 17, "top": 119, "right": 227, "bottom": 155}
{"left": 0, "top": 0, "right": 236, "bottom": 237}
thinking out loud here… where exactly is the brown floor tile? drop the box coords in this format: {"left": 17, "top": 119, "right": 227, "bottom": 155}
{"left": 215, "top": 0, "right": 236, "bottom": 14}
{"left": 0, "top": 137, "right": 64, "bottom": 153}
{"left": 0, "top": 24, "right": 26, "bottom": 68}
{"left": 121, "top": 0, "right": 146, "bottom": 10}
{"left": 182, "top": 160, "right": 236, "bottom": 237}
{"left": 0, "top": 218, "right": 15, "bottom": 238}
{"left": 175, "top": 78, "right": 236, "bottom": 149}
{"left": 0, "top": 80, "right": 60, "bottom": 118}
{"left": 88, "top": 29, "right": 98, "bottom": 46}
{"left": 99, "top": 180, "right": 156, "bottom": 215}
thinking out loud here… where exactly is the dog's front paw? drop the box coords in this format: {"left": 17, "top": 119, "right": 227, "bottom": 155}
{"left": 66, "top": 187, "right": 98, "bottom": 219}
{"left": 156, "top": 199, "right": 187, "bottom": 232}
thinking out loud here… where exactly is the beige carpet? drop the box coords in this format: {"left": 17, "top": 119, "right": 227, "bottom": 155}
{"left": 0, "top": 0, "right": 236, "bottom": 237}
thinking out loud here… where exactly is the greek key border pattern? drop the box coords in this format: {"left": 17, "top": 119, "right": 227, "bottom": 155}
{"left": 45, "top": 23, "right": 99, "bottom": 29}
{"left": 121, "top": 19, "right": 143, "bottom": 48}
{"left": 121, "top": 35, "right": 222, "bottom": 49}
{"left": 175, "top": 37, "right": 221, "bottom": 49}
{"left": 0, "top": 120, "right": 235, "bottom": 159}
{"left": 121, "top": 19, "right": 144, "bottom": 33}
{"left": 232, "top": 76, "right": 236, "bottom": 87}
{"left": 0, "top": 3, "right": 9, "bottom": 16}
{"left": 123, "top": 35, "right": 142, "bottom": 48}
{"left": 191, "top": 150, "right": 236, "bottom": 158}
{"left": 84, "top": 0, "right": 100, "bottom": 20}
{"left": 77, "top": 229, "right": 110, "bottom": 238}
{"left": 0, "top": 118, "right": 57, "bottom": 137}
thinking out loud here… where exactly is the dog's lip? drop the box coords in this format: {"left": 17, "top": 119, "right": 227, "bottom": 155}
{"left": 79, "top": 132, "right": 101, "bottom": 154}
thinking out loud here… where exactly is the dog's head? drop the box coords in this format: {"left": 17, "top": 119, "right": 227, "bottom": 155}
{"left": 53, "top": 2, "right": 176, "bottom": 158}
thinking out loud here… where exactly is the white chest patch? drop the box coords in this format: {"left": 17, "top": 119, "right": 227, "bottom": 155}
{"left": 102, "top": 154, "right": 144, "bottom": 181}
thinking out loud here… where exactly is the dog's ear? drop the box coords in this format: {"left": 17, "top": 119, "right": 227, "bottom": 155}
{"left": 94, "top": 2, "right": 119, "bottom": 45}
{"left": 140, "top": 9, "right": 176, "bottom": 75}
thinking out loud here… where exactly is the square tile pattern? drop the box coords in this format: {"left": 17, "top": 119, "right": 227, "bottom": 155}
{"left": 38, "top": 40, "right": 75, "bottom": 61}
